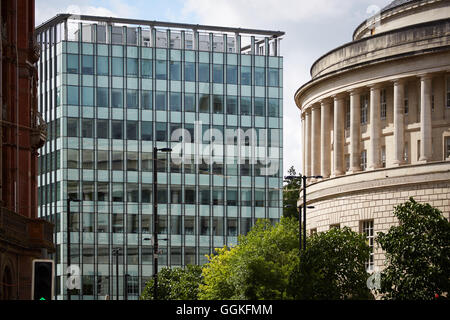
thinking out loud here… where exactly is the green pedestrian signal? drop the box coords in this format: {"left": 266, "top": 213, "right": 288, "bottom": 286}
{"left": 32, "top": 259, "right": 54, "bottom": 300}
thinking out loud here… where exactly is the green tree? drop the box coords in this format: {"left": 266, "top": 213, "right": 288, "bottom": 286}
{"left": 289, "top": 227, "right": 372, "bottom": 300}
{"left": 198, "top": 217, "right": 299, "bottom": 300}
{"left": 198, "top": 246, "right": 238, "bottom": 300}
{"left": 231, "top": 218, "right": 300, "bottom": 299}
{"left": 283, "top": 166, "right": 301, "bottom": 219}
{"left": 376, "top": 198, "right": 450, "bottom": 300}
{"left": 140, "top": 264, "right": 203, "bottom": 300}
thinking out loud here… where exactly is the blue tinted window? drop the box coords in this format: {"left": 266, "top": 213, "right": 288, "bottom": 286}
{"left": 126, "top": 90, "right": 138, "bottom": 109}
{"left": 170, "top": 92, "right": 181, "bottom": 111}
{"left": 255, "top": 67, "right": 265, "bottom": 86}
{"left": 141, "top": 121, "right": 152, "bottom": 141}
{"left": 240, "top": 97, "right": 251, "bottom": 115}
{"left": 156, "top": 60, "right": 167, "bottom": 80}
{"left": 155, "top": 92, "right": 166, "bottom": 111}
{"left": 156, "top": 122, "right": 167, "bottom": 141}
{"left": 185, "top": 93, "right": 195, "bottom": 112}
{"left": 226, "top": 65, "right": 237, "bottom": 84}
{"left": 97, "top": 56, "right": 108, "bottom": 76}
{"left": 268, "top": 98, "right": 278, "bottom": 117}
{"left": 111, "top": 89, "right": 123, "bottom": 108}
{"left": 82, "top": 55, "right": 94, "bottom": 74}
{"left": 97, "top": 88, "right": 108, "bottom": 108}
{"left": 185, "top": 62, "right": 195, "bottom": 81}
{"left": 82, "top": 87, "right": 94, "bottom": 106}
{"left": 67, "top": 86, "right": 79, "bottom": 105}
{"left": 254, "top": 97, "right": 265, "bottom": 116}
{"left": 226, "top": 96, "right": 237, "bottom": 115}
{"left": 170, "top": 61, "right": 181, "bottom": 80}
{"left": 241, "top": 66, "right": 251, "bottom": 85}
{"left": 198, "top": 63, "right": 209, "bottom": 82}
{"left": 67, "top": 54, "right": 78, "bottom": 73}
{"left": 268, "top": 68, "right": 279, "bottom": 87}
{"left": 126, "top": 58, "right": 138, "bottom": 76}
{"left": 213, "top": 65, "right": 223, "bottom": 83}
{"left": 127, "top": 121, "right": 138, "bottom": 140}
{"left": 142, "top": 90, "right": 152, "bottom": 110}
{"left": 112, "top": 57, "right": 123, "bottom": 76}
{"left": 141, "top": 59, "right": 152, "bottom": 78}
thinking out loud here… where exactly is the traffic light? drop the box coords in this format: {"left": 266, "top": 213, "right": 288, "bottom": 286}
{"left": 32, "top": 259, "right": 54, "bottom": 300}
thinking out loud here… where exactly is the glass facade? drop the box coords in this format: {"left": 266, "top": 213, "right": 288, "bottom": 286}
{"left": 36, "top": 16, "right": 283, "bottom": 300}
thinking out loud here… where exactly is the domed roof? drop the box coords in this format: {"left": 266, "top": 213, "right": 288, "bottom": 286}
{"left": 353, "top": 0, "right": 447, "bottom": 40}
{"left": 381, "top": 0, "right": 418, "bottom": 13}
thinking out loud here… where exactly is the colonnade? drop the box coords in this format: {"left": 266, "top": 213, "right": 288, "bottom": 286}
{"left": 301, "top": 75, "right": 434, "bottom": 178}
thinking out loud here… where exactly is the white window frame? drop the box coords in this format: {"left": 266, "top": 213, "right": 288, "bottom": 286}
{"left": 445, "top": 136, "right": 450, "bottom": 160}
{"left": 380, "top": 88, "right": 387, "bottom": 120}
{"left": 361, "top": 150, "right": 367, "bottom": 171}
{"left": 360, "top": 94, "right": 368, "bottom": 124}
{"left": 446, "top": 75, "right": 450, "bottom": 108}
{"left": 404, "top": 83, "right": 409, "bottom": 114}
{"left": 361, "top": 220, "right": 374, "bottom": 272}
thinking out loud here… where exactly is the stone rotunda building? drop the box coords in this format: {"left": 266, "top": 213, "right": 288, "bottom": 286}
{"left": 294, "top": 0, "right": 450, "bottom": 271}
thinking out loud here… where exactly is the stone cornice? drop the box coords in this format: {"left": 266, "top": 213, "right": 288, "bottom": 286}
{"left": 298, "top": 161, "right": 450, "bottom": 205}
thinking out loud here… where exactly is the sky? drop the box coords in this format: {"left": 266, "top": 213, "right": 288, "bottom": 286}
{"left": 36, "top": 0, "right": 393, "bottom": 176}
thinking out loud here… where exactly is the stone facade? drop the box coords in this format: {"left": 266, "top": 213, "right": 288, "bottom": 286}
{"left": 294, "top": 0, "right": 450, "bottom": 272}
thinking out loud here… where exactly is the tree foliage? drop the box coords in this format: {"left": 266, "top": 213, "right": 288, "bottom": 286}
{"left": 376, "top": 198, "right": 450, "bottom": 300}
{"left": 199, "top": 217, "right": 299, "bottom": 300}
{"left": 140, "top": 264, "right": 203, "bottom": 300}
{"left": 199, "top": 218, "right": 372, "bottom": 300}
{"left": 289, "top": 227, "right": 372, "bottom": 300}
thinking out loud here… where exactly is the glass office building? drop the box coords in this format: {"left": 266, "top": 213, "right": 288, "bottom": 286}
{"left": 36, "top": 14, "right": 284, "bottom": 300}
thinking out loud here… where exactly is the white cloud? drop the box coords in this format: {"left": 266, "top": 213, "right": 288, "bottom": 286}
{"left": 182, "top": 0, "right": 352, "bottom": 28}
{"left": 35, "top": 0, "right": 139, "bottom": 26}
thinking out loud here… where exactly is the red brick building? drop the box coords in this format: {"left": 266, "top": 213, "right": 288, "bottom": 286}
{"left": 0, "top": 0, "right": 53, "bottom": 300}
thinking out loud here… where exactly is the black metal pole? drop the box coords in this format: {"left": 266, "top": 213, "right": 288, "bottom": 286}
{"left": 124, "top": 274, "right": 128, "bottom": 300}
{"left": 298, "top": 204, "right": 302, "bottom": 253}
{"left": 67, "top": 198, "right": 71, "bottom": 301}
{"left": 153, "top": 147, "right": 158, "bottom": 300}
{"left": 114, "top": 248, "right": 119, "bottom": 300}
{"left": 302, "top": 176, "right": 307, "bottom": 250}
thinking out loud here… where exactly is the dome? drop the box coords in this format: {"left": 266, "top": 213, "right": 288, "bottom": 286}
{"left": 381, "top": 0, "right": 417, "bottom": 12}
{"left": 353, "top": 0, "right": 449, "bottom": 40}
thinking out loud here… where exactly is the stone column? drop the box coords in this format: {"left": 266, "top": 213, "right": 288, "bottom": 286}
{"left": 419, "top": 75, "right": 433, "bottom": 162}
{"left": 305, "top": 109, "right": 311, "bottom": 176}
{"left": 349, "top": 89, "right": 361, "bottom": 173}
{"left": 320, "top": 100, "right": 332, "bottom": 178}
{"left": 333, "top": 95, "right": 345, "bottom": 176}
{"left": 369, "top": 85, "right": 382, "bottom": 169}
{"left": 392, "top": 80, "right": 405, "bottom": 165}
{"left": 311, "top": 105, "right": 321, "bottom": 177}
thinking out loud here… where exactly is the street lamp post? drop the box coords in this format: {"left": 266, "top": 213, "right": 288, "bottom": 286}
{"left": 112, "top": 248, "right": 121, "bottom": 300}
{"left": 152, "top": 147, "right": 172, "bottom": 300}
{"left": 284, "top": 174, "right": 322, "bottom": 251}
{"left": 67, "top": 195, "right": 80, "bottom": 301}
